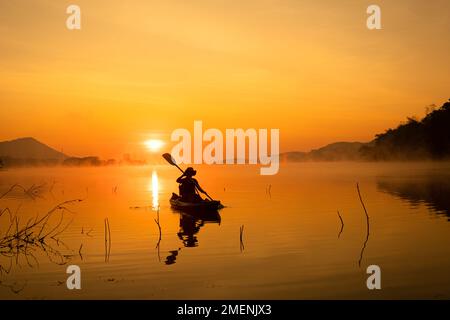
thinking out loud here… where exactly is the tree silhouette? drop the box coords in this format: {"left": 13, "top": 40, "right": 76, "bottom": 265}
{"left": 360, "top": 99, "right": 450, "bottom": 160}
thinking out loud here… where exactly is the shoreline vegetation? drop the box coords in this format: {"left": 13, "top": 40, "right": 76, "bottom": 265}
{"left": 0, "top": 156, "right": 146, "bottom": 168}
{"left": 1, "top": 99, "right": 449, "bottom": 168}
{"left": 283, "top": 99, "right": 450, "bottom": 162}
{"left": 0, "top": 184, "right": 83, "bottom": 281}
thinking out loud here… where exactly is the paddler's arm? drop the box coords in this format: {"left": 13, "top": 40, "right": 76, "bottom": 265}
{"left": 176, "top": 173, "right": 185, "bottom": 183}
{"left": 194, "top": 179, "right": 206, "bottom": 194}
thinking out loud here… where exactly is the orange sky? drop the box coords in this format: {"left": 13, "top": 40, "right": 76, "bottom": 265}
{"left": 0, "top": 0, "right": 449, "bottom": 159}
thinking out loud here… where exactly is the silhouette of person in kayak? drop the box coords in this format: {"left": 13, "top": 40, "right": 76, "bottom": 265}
{"left": 176, "top": 167, "right": 207, "bottom": 203}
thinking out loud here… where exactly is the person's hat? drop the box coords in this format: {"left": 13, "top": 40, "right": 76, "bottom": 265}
{"left": 185, "top": 167, "right": 196, "bottom": 176}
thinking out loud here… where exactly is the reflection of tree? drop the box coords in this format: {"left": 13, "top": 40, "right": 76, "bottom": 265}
{"left": 377, "top": 176, "right": 450, "bottom": 219}
{"left": 164, "top": 211, "right": 221, "bottom": 265}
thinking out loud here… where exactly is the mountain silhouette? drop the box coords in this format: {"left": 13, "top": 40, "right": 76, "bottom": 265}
{"left": 281, "top": 142, "right": 367, "bottom": 161}
{"left": 0, "top": 137, "right": 67, "bottom": 160}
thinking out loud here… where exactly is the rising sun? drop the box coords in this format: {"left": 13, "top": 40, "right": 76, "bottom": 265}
{"left": 144, "top": 139, "right": 165, "bottom": 152}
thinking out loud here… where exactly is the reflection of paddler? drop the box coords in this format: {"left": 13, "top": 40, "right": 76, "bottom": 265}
{"left": 165, "top": 250, "right": 180, "bottom": 265}
{"left": 177, "top": 214, "right": 204, "bottom": 247}
{"left": 164, "top": 211, "right": 221, "bottom": 265}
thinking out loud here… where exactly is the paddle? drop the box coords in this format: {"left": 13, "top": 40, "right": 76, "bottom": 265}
{"left": 162, "top": 153, "right": 215, "bottom": 201}
{"left": 162, "top": 153, "right": 184, "bottom": 174}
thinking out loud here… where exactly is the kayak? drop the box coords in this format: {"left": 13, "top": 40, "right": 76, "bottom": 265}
{"left": 170, "top": 193, "right": 223, "bottom": 211}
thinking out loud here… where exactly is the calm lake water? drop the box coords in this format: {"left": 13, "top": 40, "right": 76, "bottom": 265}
{"left": 0, "top": 162, "right": 449, "bottom": 299}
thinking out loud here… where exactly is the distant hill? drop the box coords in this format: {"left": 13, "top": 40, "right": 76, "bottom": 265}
{"left": 0, "top": 137, "right": 67, "bottom": 160}
{"left": 309, "top": 142, "right": 367, "bottom": 161}
{"left": 281, "top": 142, "right": 368, "bottom": 162}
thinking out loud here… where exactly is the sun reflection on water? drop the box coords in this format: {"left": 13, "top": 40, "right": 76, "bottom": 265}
{"left": 151, "top": 170, "right": 159, "bottom": 210}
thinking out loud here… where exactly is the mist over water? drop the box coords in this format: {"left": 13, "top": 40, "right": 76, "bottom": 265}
{"left": 0, "top": 162, "right": 449, "bottom": 299}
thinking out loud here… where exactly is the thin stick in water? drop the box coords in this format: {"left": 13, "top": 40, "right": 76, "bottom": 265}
{"left": 104, "top": 218, "right": 111, "bottom": 262}
{"left": 357, "top": 183, "right": 370, "bottom": 267}
{"left": 337, "top": 210, "right": 344, "bottom": 239}
{"left": 154, "top": 207, "right": 162, "bottom": 262}
{"left": 107, "top": 218, "right": 111, "bottom": 259}
{"left": 239, "top": 225, "right": 245, "bottom": 252}
{"left": 79, "top": 243, "right": 83, "bottom": 260}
